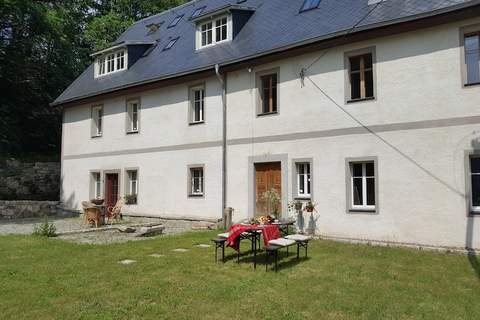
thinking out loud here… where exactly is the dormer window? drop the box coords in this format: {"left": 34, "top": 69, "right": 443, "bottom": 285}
{"left": 196, "top": 15, "right": 231, "bottom": 49}
{"left": 95, "top": 48, "right": 127, "bottom": 77}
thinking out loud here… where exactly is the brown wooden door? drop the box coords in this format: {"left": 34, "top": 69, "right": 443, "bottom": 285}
{"left": 105, "top": 173, "right": 119, "bottom": 209}
{"left": 255, "top": 162, "right": 281, "bottom": 216}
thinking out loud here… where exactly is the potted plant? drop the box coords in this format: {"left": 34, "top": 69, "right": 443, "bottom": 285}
{"left": 304, "top": 201, "right": 316, "bottom": 213}
{"left": 288, "top": 200, "right": 305, "bottom": 234}
{"left": 304, "top": 201, "right": 317, "bottom": 236}
{"left": 125, "top": 194, "right": 137, "bottom": 205}
{"left": 262, "top": 189, "right": 280, "bottom": 218}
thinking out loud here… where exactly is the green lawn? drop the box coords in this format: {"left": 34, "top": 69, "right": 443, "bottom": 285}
{"left": 1, "top": 232, "right": 479, "bottom": 320}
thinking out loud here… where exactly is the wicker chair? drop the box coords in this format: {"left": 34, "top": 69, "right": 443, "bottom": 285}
{"left": 106, "top": 198, "right": 124, "bottom": 225}
{"left": 81, "top": 201, "right": 101, "bottom": 228}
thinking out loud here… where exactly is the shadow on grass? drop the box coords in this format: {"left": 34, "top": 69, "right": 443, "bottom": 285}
{"left": 220, "top": 247, "right": 309, "bottom": 271}
{"left": 467, "top": 250, "right": 480, "bottom": 279}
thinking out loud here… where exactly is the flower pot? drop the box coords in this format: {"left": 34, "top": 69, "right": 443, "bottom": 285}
{"left": 294, "top": 202, "right": 303, "bottom": 211}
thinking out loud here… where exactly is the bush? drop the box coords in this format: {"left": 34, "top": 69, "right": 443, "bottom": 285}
{"left": 33, "top": 217, "right": 57, "bottom": 237}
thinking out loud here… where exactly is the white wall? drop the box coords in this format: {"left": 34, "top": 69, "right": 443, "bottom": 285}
{"left": 61, "top": 17, "right": 480, "bottom": 248}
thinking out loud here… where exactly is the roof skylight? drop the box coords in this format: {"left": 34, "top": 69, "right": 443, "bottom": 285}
{"left": 168, "top": 14, "right": 184, "bottom": 28}
{"left": 299, "top": 0, "right": 321, "bottom": 12}
{"left": 191, "top": 6, "right": 206, "bottom": 19}
{"left": 164, "top": 37, "right": 179, "bottom": 51}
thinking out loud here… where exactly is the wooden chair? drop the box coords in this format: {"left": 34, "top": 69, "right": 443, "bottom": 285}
{"left": 81, "top": 201, "right": 101, "bottom": 228}
{"left": 106, "top": 198, "right": 124, "bottom": 225}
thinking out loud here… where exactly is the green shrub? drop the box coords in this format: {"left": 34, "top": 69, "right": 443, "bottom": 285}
{"left": 33, "top": 217, "right": 57, "bottom": 237}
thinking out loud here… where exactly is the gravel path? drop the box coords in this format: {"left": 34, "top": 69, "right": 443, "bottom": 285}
{"left": 0, "top": 216, "right": 205, "bottom": 245}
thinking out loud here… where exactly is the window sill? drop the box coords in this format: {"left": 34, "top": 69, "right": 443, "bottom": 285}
{"left": 91, "top": 135, "right": 102, "bottom": 139}
{"left": 257, "top": 111, "right": 278, "bottom": 117}
{"left": 469, "top": 210, "right": 480, "bottom": 216}
{"left": 348, "top": 208, "right": 377, "bottom": 214}
{"left": 188, "top": 194, "right": 204, "bottom": 198}
{"left": 126, "top": 131, "right": 139, "bottom": 135}
{"left": 294, "top": 196, "right": 311, "bottom": 200}
{"left": 464, "top": 82, "right": 480, "bottom": 87}
{"left": 347, "top": 96, "right": 375, "bottom": 104}
{"left": 189, "top": 121, "right": 205, "bottom": 126}
{"left": 125, "top": 202, "right": 137, "bottom": 206}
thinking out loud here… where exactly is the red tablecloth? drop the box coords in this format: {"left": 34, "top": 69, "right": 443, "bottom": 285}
{"left": 226, "top": 224, "right": 280, "bottom": 251}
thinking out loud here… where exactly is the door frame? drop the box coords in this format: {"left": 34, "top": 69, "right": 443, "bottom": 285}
{"left": 103, "top": 169, "right": 121, "bottom": 204}
{"left": 248, "top": 154, "right": 288, "bottom": 219}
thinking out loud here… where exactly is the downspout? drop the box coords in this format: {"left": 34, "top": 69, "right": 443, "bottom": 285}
{"left": 215, "top": 64, "right": 227, "bottom": 223}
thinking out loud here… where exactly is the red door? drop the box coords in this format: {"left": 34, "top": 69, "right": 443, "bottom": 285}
{"left": 105, "top": 173, "right": 119, "bottom": 209}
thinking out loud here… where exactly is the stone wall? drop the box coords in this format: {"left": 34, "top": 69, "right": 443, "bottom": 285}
{"left": 0, "top": 159, "right": 60, "bottom": 200}
{"left": 0, "top": 201, "right": 59, "bottom": 219}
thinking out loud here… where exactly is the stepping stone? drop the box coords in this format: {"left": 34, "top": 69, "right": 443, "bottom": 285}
{"left": 118, "top": 226, "right": 136, "bottom": 233}
{"left": 118, "top": 259, "right": 136, "bottom": 265}
{"left": 148, "top": 254, "right": 165, "bottom": 258}
{"left": 194, "top": 244, "right": 211, "bottom": 248}
{"left": 172, "top": 248, "right": 189, "bottom": 252}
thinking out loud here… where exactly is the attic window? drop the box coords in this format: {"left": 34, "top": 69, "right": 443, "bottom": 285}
{"left": 95, "top": 48, "right": 127, "bottom": 77}
{"left": 196, "top": 15, "right": 230, "bottom": 49}
{"left": 299, "top": 0, "right": 321, "bottom": 12}
{"left": 191, "top": 6, "right": 206, "bottom": 19}
{"left": 168, "top": 14, "right": 184, "bottom": 28}
{"left": 164, "top": 37, "right": 179, "bottom": 51}
{"left": 146, "top": 22, "right": 162, "bottom": 34}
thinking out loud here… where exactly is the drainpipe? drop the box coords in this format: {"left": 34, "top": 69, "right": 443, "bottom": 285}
{"left": 215, "top": 64, "right": 227, "bottom": 224}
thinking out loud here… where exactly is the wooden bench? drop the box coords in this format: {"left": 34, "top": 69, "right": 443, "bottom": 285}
{"left": 212, "top": 231, "right": 262, "bottom": 264}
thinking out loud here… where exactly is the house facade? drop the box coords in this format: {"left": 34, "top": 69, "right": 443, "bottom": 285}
{"left": 54, "top": 0, "right": 480, "bottom": 250}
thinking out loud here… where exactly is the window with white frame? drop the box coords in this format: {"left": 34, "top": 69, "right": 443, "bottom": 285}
{"left": 92, "top": 172, "right": 102, "bottom": 199}
{"left": 126, "top": 100, "right": 140, "bottom": 133}
{"left": 197, "top": 15, "right": 230, "bottom": 49}
{"left": 296, "top": 163, "right": 311, "bottom": 198}
{"left": 350, "top": 161, "right": 376, "bottom": 210}
{"left": 470, "top": 156, "right": 480, "bottom": 212}
{"left": 190, "top": 86, "right": 205, "bottom": 123}
{"left": 189, "top": 167, "right": 204, "bottom": 196}
{"left": 125, "top": 170, "right": 138, "bottom": 204}
{"left": 96, "top": 49, "right": 126, "bottom": 77}
{"left": 91, "top": 105, "right": 103, "bottom": 137}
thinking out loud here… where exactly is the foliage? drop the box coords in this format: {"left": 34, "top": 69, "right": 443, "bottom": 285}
{"left": 0, "top": 0, "right": 186, "bottom": 157}
{"left": 124, "top": 194, "right": 137, "bottom": 205}
{"left": 32, "top": 216, "right": 56, "bottom": 237}
{"left": 1, "top": 232, "right": 480, "bottom": 319}
{"left": 262, "top": 188, "right": 280, "bottom": 216}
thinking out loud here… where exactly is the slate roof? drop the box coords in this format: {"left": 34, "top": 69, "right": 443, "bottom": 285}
{"left": 53, "top": 0, "right": 479, "bottom": 106}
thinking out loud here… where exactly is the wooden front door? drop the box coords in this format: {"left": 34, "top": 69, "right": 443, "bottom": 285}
{"left": 255, "top": 162, "right": 281, "bottom": 216}
{"left": 105, "top": 173, "right": 119, "bottom": 209}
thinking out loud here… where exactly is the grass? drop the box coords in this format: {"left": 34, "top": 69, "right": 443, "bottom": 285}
{"left": 0, "top": 232, "right": 480, "bottom": 320}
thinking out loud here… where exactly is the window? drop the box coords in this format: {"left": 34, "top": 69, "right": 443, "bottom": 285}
{"left": 348, "top": 53, "right": 374, "bottom": 101}
{"left": 191, "top": 6, "right": 206, "bottom": 19}
{"left": 470, "top": 157, "right": 480, "bottom": 212}
{"left": 164, "top": 37, "right": 179, "bottom": 51}
{"left": 126, "top": 99, "right": 140, "bottom": 133}
{"left": 168, "top": 14, "right": 183, "bottom": 28}
{"left": 96, "top": 49, "right": 127, "bottom": 77}
{"left": 91, "top": 172, "right": 102, "bottom": 199}
{"left": 300, "top": 0, "right": 322, "bottom": 12}
{"left": 465, "top": 32, "right": 480, "bottom": 85}
{"left": 349, "top": 161, "right": 376, "bottom": 211}
{"left": 215, "top": 17, "right": 227, "bottom": 42}
{"left": 189, "top": 167, "right": 204, "bottom": 196}
{"left": 296, "top": 163, "right": 311, "bottom": 198}
{"left": 91, "top": 105, "right": 103, "bottom": 137}
{"left": 125, "top": 170, "right": 138, "bottom": 204}
{"left": 259, "top": 73, "right": 278, "bottom": 114}
{"left": 201, "top": 22, "right": 213, "bottom": 47}
{"left": 190, "top": 86, "right": 205, "bottom": 124}
{"left": 198, "top": 15, "right": 230, "bottom": 48}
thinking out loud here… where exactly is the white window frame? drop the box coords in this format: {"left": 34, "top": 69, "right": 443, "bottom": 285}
{"left": 93, "top": 172, "right": 102, "bottom": 199}
{"left": 189, "top": 167, "right": 204, "bottom": 196}
{"left": 196, "top": 14, "right": 232, "bottom": 49}
{"left": 296, "top": 163, "right": 311, "bottom": 198}
{"left": 91, "top": 105, "right": 103, "bottom": 137}
{"left": 127, "top": 170, "right": 138, "bottom": 196}
{"left": 190, "top": 85, "right": 205, "bottom": 124}
{"left": 350, "top": 161, "right": 376, "bottom": 211}
{"left": 126, "top": 99, "right": 140, "bottom": 133}
{"left": 95, "top": 48, "right": 128, "bottom": 77}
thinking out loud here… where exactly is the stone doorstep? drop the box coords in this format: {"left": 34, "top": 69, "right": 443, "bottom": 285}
{"left": 136, "top": 225, "right": 165, "bottom": 237}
